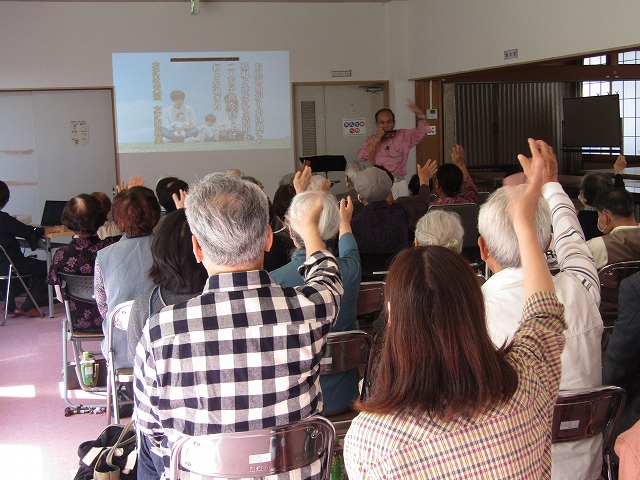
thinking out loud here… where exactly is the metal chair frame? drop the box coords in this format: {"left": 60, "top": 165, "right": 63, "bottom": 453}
{"left": 0, "top": 244, "right": 44, "bottom": 325}
{"left": 105, "top": 300, "right": 135, "bottom": 425}
{"left": 169, "top": 416, "right": 335, "bottom": 480}
{"left": 598, "top": 260, "right": 640, "bottom": 329}
{"left": 59, "top": 272, "right": 107, "bottom": 409}
{"left": 320, "top": 330, "right": 375, "bottom": 434}
{"left": 552, "top": 386, "right": 626, "bottom": 480}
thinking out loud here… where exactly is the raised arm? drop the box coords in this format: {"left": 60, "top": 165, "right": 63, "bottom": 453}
{"left": 514, "top": 139, "right": 556, "bottom": 297}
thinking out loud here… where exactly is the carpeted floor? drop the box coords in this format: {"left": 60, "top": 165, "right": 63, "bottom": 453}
{"left": 0, "top": 303, "right": 121, "bottom": 480}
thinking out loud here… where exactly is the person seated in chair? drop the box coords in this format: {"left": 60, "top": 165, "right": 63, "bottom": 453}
{"left": 351, "top": 160, "right": 436, "bottom": 253}
{"left": 46, "top": 194, "right": 119, "bottom": 332}
{"left": 430, "top": 144, "right": 478, "bottom": 206}
{"left": 587, "top": 187, "right": 640, "bottom": 269}
{"left": 95, "top": 186, "right": 160, "bottom": 370}
{"left": 270, "top": 189, "right": 361, "bottom": 415}
{"left": 134, "top": 167, "right": 343, "bottom": 480}
{"left": 578, "top": 155, "right": 626, "bottom": 241}
{"left": 478, "top": 146, "right": 604, "bottom": 480}
{"left": 0, "top": 181, "right": 58, "bottom": 316}
{"left": 603, "top": 271, "right": 640, "bottom": 465}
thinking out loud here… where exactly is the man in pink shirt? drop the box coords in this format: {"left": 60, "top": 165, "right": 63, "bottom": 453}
{"left": 357, "top": 102, "right": 431, "bottom": 198}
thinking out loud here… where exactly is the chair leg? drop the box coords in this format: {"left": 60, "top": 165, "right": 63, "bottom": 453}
{"left": 13, "top": 272, "right": 44, "bottom": 318}
{"left": 1, "top": 269, "right": 12, "bottom": 326}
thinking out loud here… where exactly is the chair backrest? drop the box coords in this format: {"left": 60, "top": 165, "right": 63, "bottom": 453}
{"left": 428, "top": 203, "right": 479, "bottom": 250}
{"left": 320, "top": 330, "right": 374, "bottom": 401}
{"left": 169, "top": 415, "right": 335, "bottom": 480}
{"left": 552, "top": 386, "right": 626, "bottom": 449}
{"left": 356, "top": 281, "right": 384, "bottom": 317}
{"left": 359, "top": 251, "right": 398, "bottom": 280}
{"left": 59, "top": 273, "right": 96, "bottom": 304}
{"left": 598, "top": 260, "right": 640, "bottom": 326}
{"left": 107, "top": 300, "right": 134, "bottom": 352}
{"left": 476, "top": 191, "right": 490, "bottom": 206}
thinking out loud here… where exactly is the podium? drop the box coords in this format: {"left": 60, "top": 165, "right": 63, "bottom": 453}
{"left": 299, "top": 155, "right": 347, "bottom": 179}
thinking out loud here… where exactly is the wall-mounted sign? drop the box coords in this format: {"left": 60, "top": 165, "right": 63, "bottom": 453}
{"left": 343, "top": 118, "right": 366, "bottom": 136}
{"left": 71, "top": 121, "right": 89, "bottom": 145}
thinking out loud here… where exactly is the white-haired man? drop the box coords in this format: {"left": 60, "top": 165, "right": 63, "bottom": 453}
{"left": 478, "top": 141, "right": 604, "bottom": 480}
{"left": 134, "top": 167, "right": 343, "bottom": 479}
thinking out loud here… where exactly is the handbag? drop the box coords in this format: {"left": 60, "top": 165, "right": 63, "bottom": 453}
{"left": 73, "top": 420, "right": 137, "bottom": 480}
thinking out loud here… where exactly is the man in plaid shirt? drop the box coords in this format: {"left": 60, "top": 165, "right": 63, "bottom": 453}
{"left": 134, "top": 168, "right": 343, "bottom": 479}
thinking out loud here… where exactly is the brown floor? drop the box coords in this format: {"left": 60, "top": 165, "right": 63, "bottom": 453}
{"left": 0, "top": 303, "right": 116, "bottom": 480}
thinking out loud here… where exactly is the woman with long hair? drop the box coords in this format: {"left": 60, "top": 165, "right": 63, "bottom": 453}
{"left": 344, "top": 139, "right": 566, "bottom": 479}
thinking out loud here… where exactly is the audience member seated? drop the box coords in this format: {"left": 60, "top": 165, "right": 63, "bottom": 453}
{"left": 270, "top": 189, "right": 361, "bottom": 415}
{"left": 91, "top": 191, "right": 121, "bottom": 240}
{"left": 603, "top": 271, "right": 640, "bottom": 459}
{"left": 46, "top": 195, "right": 119, "bottom": 332}
{"left": 578, "top": 155, "right": 626, "bottom": 241}
{"left": 615, "top": 418, "right": 640, "bottom": 480}
{"left": 127, "top": 208, "right": 207, "bottom": 364}
{"left": 127, "top": 208, "right": 208, "bottom": 480}
{"left": 95, "top": 186, "right": 160, "bottom": 370}
{"left": 308, "top": 174, "right": 331, "bottom": 191}
{"left": 351, "top": 160, "right": 436, "bottom": 253}
{"left": 407, "top": 173, "right": 420, "bottom": 196}
{"left": 336, "top": 160, "right": 366, "bottom": 216}
{"left": 344, "top": 139, "right": 565, "bottom": 478}
{"left": 0, "top": 180, "right": 56, "bottom": 316}
{"left": 155, "top": 176, "right": 188, "bottom": 215}
{"left": 414, "top": 209, "right": 464, "bottom": 252}
{"left": 478, "top": 145, "right": 603, "bottom": 480}
{"left": 134, "top": 167, "right": 343, "bottom": 480}
{"left": 430, "top": 144, "right": 478, "bottom": 205}
{"left": 372, "top": 209, "right": 464, "bottom": 338}
{"left": 587, "top": 187, "right": 640, "bottom": 269}
{"left": 264, "top": 183, "right": 295, "bottom": 272}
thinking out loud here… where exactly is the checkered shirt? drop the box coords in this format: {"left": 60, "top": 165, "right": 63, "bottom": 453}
{"left": 134, "top": 251, "right": 343, "bottom": 480}
{"left": 344, "top": 291, "right": 566, "bottom": 479}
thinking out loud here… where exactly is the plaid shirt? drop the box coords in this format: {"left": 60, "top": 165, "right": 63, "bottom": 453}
{"left": 134, "top": 251, "right": 343, "bottom": 479}
{"left": 344, "top": 292, "right": 566, "bottom": 480}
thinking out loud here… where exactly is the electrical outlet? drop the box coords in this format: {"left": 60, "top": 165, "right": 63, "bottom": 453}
{"left": 504, "top": 49, "right": 518, "bottom": 60}
{"left": 427, "top": 125, "right": 436, "bottom": 136}
{"left": 427, "top": 109, "right": 438, "bottom": 120}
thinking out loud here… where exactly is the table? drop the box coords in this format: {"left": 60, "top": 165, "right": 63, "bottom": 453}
{"left": 581, "top": 167, "right": 640, "bottom": 180}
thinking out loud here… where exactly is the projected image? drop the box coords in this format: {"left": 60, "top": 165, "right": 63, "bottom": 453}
{"left": 112, "top": 51, "right": 291, "bottom": 153}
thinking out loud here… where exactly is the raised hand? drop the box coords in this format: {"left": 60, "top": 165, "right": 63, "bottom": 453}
{"left": 293, "top": 165, "right": 312, "bottom": 194}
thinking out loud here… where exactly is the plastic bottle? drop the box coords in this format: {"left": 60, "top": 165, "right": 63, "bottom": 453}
{"left": 330, "top": 436, "right": 344, "bottom": 480}
{"left": 80, "top": 351, "right": 96, "bottom": 387}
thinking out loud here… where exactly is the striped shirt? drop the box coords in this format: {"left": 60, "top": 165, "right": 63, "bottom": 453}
{"left": 134, "top": 251, "right": 343, "bottom": 480}
{"left": 344, "top": 292, "right": 566, "bottom": 479}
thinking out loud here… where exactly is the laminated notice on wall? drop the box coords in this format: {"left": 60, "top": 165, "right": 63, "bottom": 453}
{"left": 71, "top": 120, "right": 89, "bottom": 146}
{"left": 343, "top": 118, "right": 366, "bottom": 137}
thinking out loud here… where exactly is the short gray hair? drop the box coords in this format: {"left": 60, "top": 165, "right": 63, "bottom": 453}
{"left": 345, "top": 161, "right": 367, "bottom": 185}
{"left": 287, "top": 190, "right": 340, "bottom": 248}
{"left": 478, "top": 185, "right": 551, "bottom": 269}
{"left": 308, "top": 175, "right": 327, "bottom": 191}
{"left": 415, "top": 210, "right": 464, "bottom": 253}
{"left": 185, "top": 173, "right": 269, "bottom": 267}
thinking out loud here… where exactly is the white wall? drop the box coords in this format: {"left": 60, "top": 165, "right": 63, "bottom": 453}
{"left": 0, "top": 2, "right": 392, "bottom": 196}
{"left": 408, "top": 0, "right": 640, "bottom": 79}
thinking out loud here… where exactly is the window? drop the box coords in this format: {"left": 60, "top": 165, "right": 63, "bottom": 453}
{"left": 583, "top": 52, "right": 640, "bottom": 155}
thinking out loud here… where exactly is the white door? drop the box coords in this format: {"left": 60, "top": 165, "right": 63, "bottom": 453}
{"left": 294, "top": 84, "right": 385, "bottom": 194}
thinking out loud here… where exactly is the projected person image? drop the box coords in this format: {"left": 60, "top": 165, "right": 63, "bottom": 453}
{"left": 162, "top": 90, "right": 198, "bottom": 143}
{"left": 199, "top": 114, "right": 219, "bottom": 142}
{"left": 113, "top": 51, "right": 292, "bottom": 153}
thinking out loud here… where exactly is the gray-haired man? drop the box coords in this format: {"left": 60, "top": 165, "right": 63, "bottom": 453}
{"left": 134, "top": 167, "right": 343, "bottom": 479}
